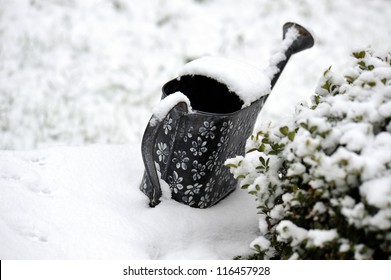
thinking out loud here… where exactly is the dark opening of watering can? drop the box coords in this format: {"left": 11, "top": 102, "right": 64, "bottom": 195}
{"left": 163, "top": 75, "right": 244, "bottom": 114}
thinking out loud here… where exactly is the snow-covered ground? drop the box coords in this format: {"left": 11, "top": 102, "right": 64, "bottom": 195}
{"left": 1, "top": 0, "right": 391, "bottom": 259}
{"left": 0, "top": 145, "right": 259, "bottom": 259}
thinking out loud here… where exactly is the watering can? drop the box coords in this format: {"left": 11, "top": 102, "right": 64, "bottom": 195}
{"left": 140, "top": 22, "right": 314, "bottom": 208}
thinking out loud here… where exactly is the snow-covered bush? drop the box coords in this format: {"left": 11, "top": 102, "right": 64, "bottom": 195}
{"left": 227, "top": 48, "right": 391, "bottom": 259}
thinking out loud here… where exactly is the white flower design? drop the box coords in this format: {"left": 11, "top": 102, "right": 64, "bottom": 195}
{"left": 206, "top": 151, "right": 220, "bottom": 171}
{"left": 220, "top": 120, "right": 234, "bottom": 135}
{"left": 191, "top": 160, "right": 206, "bottom": 181}
{"left": 214, "top": 164, "right": 223, "bottom": 176}
{"left": 190, "top": 137, "right": 208, "bottom": 156}
{"left": 205, "top": 178, "right": 216, "bottom": 193}
{"left": 167, "top": 171, "right": 183, "bottom": 194}
{"left": 141, "top": 177, "right": 148, "bottom": 191}
{"left": 163, "top": 116, "right": 173, "bottom": 135}
{"left": 178, "top": 125, "right": 193, "bottom": 142}
{"left": 198, "top": 194, "right": 210, "bottom": 208}
{"left": 217, "top": 135, "right": 230, "bottom": 152}
{"left": 184, "top": 131, "right": 193, "bottom": 142}
{"left": 182, "top": 195, "right": 195, "bottom": 206}
{"left": 211, "top": 191, "right": 222, "bottom": 204}
{"left": 199, "top": 121, "right": 216, "bottom": 139}
{"left": 156, "top": 142, "right": 169, "bottom": 163}
{"left": 184, "top": 183, "right": 203, "bottom": 196}
{"left": 172, "top": 150, "right": 189, "bottom": 170}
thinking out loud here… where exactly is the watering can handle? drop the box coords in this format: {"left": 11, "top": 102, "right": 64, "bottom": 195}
{"left": 141, "top": 97, "right": 190, "bottom": 207}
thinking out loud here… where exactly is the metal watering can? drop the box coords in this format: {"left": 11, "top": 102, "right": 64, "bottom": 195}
{"left": 140, "top": 22, "right": 314, "bottom": 208}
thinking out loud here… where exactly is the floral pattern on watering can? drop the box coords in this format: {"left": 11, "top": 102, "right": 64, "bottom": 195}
{"left": 140, "top": 89, "right": 266, "bottom": 209}
{"left": 140, "top": 22, "right": 315, "bottom": 208}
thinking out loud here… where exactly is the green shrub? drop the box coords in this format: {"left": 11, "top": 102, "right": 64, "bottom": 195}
{"left": 227, "top": 48, "right": 391, "bottom": 259}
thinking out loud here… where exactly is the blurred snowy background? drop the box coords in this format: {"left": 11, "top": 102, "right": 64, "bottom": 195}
{"left": 1, "top": 0, "right": 390, "bottom": 150}
{"left": 1, "top": 0, "right": 391, "bottom": 260}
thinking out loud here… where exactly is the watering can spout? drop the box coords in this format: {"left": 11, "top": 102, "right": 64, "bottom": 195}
{"left": 270, "top": 22, "right": 314, "bottom": 88}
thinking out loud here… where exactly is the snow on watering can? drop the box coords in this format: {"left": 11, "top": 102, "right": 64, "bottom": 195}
{"left": 140, "top": 22, "right": 314, "bottom": 208}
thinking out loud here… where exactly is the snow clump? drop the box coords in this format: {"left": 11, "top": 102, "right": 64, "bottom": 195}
{"left": 150, "top": 92, "right": 192, "bottom": 126}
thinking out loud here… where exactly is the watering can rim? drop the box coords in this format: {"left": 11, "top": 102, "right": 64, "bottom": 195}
{"left": 161, "top": 22, "right": 315, "bottom": 117}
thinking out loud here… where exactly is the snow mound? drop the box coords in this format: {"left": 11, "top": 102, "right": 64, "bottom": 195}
{"left": 179, "top": 56, "right": 271, "bottom": 107}
{"left": 150, "top": 92, "right": 192, "bottom": 126}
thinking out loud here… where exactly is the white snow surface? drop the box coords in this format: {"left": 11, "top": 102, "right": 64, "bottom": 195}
{"left": 0, "top": 145, "right": 259, "bottom": 259}
{"left": 179, "top": 56, "right": 271, "bottom": 107}
{"left": 277, "top": 221, "right": 338, "bottom": 248}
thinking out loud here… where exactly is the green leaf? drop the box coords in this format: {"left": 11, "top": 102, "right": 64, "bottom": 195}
{"left": 256, "top": 131, "right": 266, "bottom": 140}
{"left": 339, "top": 159, "right": 349, "bottom": 166}
{"left": 323, "top": 66, "right": 332, "bottom": 76}
{"left": 314, "top": 95, "right": 320, "bottom": 105}
{"left": 279, "top": 126, "right": 289, "bottom": 136}
{"left": 352, "top": 50, "right": 366, "bottom": 59}
{"left": 288, "top": 131, "right": 295, "bottom": 141}
{"left": 319, "top": 130, "right": 331, "bottom": 138}
{"left": 345, "top": 76, "right": 355, "bottom": 84}
{"left": 225, "top": 163, "right": 237, "bottom": 168}
{"left": 309, "top": 126, "right": 318, "bottom": 133}
{"left": 271, "top": 143, "right": 285, "bottom": 152}
{"left": 321, "top": 81, "right": 330, "bottom": 91}
{"left": 246, "top": 148, "right": 258, "bottom": 153}
{"left": 358, "top": 61, "right": 366, "bottom": 70}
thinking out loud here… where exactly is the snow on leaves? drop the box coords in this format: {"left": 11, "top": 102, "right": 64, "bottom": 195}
{"left": 228, "top": 48, "right": 391, "bottom": 259}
